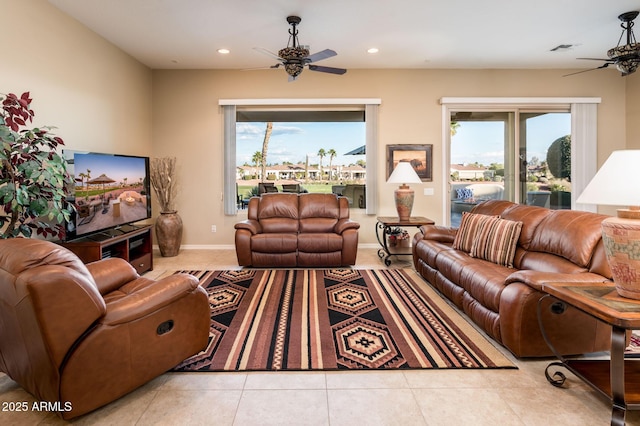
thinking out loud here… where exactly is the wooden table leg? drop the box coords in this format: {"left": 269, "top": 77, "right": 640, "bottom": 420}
{"left": 611, "top": 325, "right": 627, "bottom": 426}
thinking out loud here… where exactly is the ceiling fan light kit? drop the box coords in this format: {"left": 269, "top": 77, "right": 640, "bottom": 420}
{"left": 608, "top": 44, "right": 640, "bottom": 75}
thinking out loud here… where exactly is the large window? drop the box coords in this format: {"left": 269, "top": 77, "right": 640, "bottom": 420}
{"left": 235, "top": 111, "right": 366, "bottom": 206}
{"left": 221, "top": 99, "right": 381, "bottom": 215}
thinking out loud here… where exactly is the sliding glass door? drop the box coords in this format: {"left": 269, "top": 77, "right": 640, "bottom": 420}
{"left": 450, "top": 111, "right": 512, "bottom": 227}
{"left": 449, "top": 109, "right": 571, "bottom": 227}
{"left": 519, "top": 112, "right": 572, "bottom": 210}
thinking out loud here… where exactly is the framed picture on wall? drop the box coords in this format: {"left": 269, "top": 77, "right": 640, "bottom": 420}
{"left": 386, "top": 144, "right": 433, "bottom": 182}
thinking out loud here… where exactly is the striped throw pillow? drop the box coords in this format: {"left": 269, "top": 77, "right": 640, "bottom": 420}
{"left": 452, "top": 212, "right": 497, "bottom": 253}
{"left": 470, "top": 217, "right": 523, "bottom": 267}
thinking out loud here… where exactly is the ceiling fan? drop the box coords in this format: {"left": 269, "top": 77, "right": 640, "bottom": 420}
{"left": 566, "top": 11, "right": 640, "bottom": 77}
{"left": 253, "top": 16, "right": 347, "bottom": 81}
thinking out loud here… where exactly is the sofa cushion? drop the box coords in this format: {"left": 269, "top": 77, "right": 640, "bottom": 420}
{"left": 458, "top": 259, "right": 514, "bottom": 313}
{"left": 257, "top": 193, "right": 299, "bottom": 233}
{"left": 251, "top": 233, "right": 298, "bottom": 253}
{"left": 298, "top": 233, "right": 343, "bottom": 252}
{"left": 435, "top": 248, "right": 479, "bottom": 286}
{"left": 499, "top": 203, "right": 551, "bottom": 250}
{"left": 470, "top": 217, "right": 522, "bottom": 267}
{"left": 471, "top": 199, "right": 515, "bottom": 216}
{"left": 299, "top": 193, "right": 340, "bottom": 233}
{"left": 515, "top": 250, "right": 589, "bottom": 274}
{"left": 528, "top": 210, "right": 607, "bottom": 268}
{"left": 453, "top": 212, "right": 496, "bottom": 252}
{"left": 456, "top": 188, "right": 474, "bottom": 200}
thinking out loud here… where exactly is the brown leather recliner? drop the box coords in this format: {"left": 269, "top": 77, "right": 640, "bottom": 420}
{"left": 235, "top": 192, "right": 360, "bottom": 267}
{"left": 0, "top": 238, "right": 210, "bottom": 420}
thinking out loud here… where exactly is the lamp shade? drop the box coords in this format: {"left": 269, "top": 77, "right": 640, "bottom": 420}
{"left": 387, "top": 162, "right": 422, "bottom": 184}
{"left": 576, "top": 150, "right": 640, "bottom": 207}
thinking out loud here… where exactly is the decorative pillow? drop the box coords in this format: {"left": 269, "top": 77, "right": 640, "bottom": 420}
{"left": 470, "top": 217, "right": 523, "bottom": 267}
{"left": 452, "top": 212, "right": 497, "bottom": 253}
{"left": 456, "top": 188, "right": 474, "bottom": 200}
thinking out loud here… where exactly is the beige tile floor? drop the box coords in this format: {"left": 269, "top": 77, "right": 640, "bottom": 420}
{"left": 2, "top": 248, "right": 639, "bottom": 425}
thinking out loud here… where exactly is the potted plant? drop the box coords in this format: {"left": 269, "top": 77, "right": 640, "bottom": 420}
{"left": 149, "top": 156, "right": 182, "bottom": 256}
{"left": 387, "top": 226, "right": 403, "bottom": 247}
{"left": 0, "top": 92, "right": 73, "bottom": 239}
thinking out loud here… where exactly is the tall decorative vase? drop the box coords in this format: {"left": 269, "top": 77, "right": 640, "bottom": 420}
{"left": 155, "top": 211, "right": 183, "bottom": 257}
{"left": 394, "top": 185, "right": 415, "bottom": 221}
{"left": 601, "top": 216, "right": 640, "bottom": 299}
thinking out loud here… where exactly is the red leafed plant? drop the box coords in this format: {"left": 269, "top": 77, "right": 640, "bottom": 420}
{"left": 0, "top": 92, "right": 74, "bottom": 239}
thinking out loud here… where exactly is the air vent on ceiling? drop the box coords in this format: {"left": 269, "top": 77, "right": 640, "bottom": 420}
{"left": 550, "top": 44, "right": 574, "bottom": 52}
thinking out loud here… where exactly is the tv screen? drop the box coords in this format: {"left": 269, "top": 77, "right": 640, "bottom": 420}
{"left": 63, "top": 150, "right": 151, "bottom": 240}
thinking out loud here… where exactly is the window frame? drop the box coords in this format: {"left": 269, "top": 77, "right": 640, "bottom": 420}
{"left": 220, "top": 98, "right": 381, "bottom": 216}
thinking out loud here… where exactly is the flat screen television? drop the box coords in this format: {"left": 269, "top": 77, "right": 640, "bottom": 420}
{"left": 63, "top": 150, "right": 151, "bottom": 241}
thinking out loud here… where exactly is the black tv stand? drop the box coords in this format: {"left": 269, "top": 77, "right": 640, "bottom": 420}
{"left": 60, "top": 225, "right": 153, "bottom": 274}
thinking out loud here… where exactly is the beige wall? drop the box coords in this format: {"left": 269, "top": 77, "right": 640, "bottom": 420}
{"left": 153, "top": 68, "right": 627, "bottom": 246}
{"left": 4, "top": 0, "right": 635, "bottom": 249}
{"left": 626, "top": 73, "right": 640, "bottom": 150}
{"left": 1, "top": 0, "right": 153, "bottom": 156}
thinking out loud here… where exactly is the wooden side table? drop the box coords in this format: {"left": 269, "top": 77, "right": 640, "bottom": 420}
{"left": 539, "top": 282, "right": 640, "bottom": 426}
{"left": 376, "top": 216, "right": 434, "bottom": 266}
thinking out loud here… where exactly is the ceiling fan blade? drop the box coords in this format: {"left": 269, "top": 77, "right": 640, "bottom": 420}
{"left": 253, "top": 47, "right": 282, "bottom": 61}
{"left": 563, "top": 63, "right": 610, "bottom": 77}
{"left": 577, "top": 57, "right": 613, "bottom": 61}
{"left": 306, "top": 49, "right": 337, "bottom": 63}
{"left": 308, "top": 64, "right": 347, "bottom": 75}
{"left": 241, "top": 64, "right": 281, "bottom": 71}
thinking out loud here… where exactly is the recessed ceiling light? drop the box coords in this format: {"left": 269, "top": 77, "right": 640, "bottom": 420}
{"left": 217, "top": 48, "right": 230, "bottom": 54}
{"left": 367, "top": 48, "right": 379, "bottom": 54}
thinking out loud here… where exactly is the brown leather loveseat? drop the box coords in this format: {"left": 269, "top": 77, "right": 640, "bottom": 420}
{"left": 0, "top": 238, "right": 210, "bottom": 419}
{"left": 235, "top": 192, "right": 360, "bottom": 267}
{"left": 413, "top": 200, "right": 612, "bottom": 358}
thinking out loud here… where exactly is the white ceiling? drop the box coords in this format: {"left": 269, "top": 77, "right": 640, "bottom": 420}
{"left": 49, "top": 0, "right": 640, "bottom": 74}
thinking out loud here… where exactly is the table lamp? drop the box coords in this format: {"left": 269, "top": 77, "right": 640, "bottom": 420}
{"left": 387, "top": 161, "right": 422, "bottom": 221}
{"left": 576, "top": 149, "right": 640, "bottom": 299}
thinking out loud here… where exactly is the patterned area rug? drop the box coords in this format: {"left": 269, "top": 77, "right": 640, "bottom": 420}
{"left": 171, "top": 269, "right": 516, "bottom": 371}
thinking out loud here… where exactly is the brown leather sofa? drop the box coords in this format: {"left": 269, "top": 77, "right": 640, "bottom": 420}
{"left": 0, "top": 238, "right": 210, "bottom": 419}
{"left": 413, "top": 200, "right": 612, "bottom": 358}
{"left": 235, "top": 192, "right": 360, "bottom": 267}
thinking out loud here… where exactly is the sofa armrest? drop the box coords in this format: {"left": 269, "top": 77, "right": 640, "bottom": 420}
{"left": 86, "top": 258, "right": 139, "bottom": 295}
{"left": 102, "top": 273, "right": 201, "bottom": 326}
{"left": 234, "top": 219, "right": 262, "bottom": 234}
{"left": 419, "top": 225, "right": 457, "bottom": 243}
{"left": 505, "top": 270, "right": 611, "bottom": 292}
{"left": 499, "top": 280, "right": 611, "bottom": 357}
{"left": 335, "top": 219, "right": 360, "bottom": 234}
